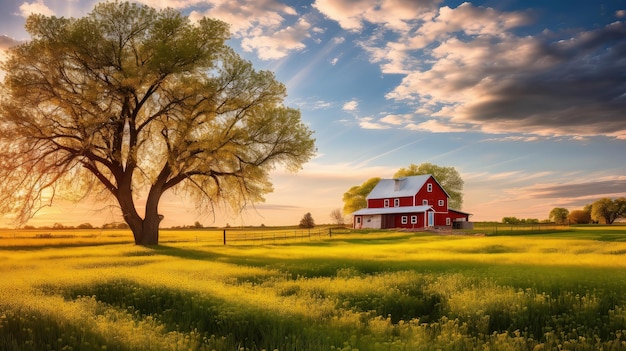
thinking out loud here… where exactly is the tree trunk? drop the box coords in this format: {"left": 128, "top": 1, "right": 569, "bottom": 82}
{"left": 132, "top": 182, "right": 165, "bottom": 245}
{"left": 133, "top": 214, "right": 162, "bottom": 245}
{"left": 117, "top": 164, "right": 168, "bottom": 245}
{"left": 117, "top": 187, "right": 162, "bottom": 246}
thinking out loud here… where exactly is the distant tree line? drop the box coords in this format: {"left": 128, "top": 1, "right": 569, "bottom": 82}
{"left": 501, "top": 217, "right": 542, "bottom": 225}
{"left": 21, "top": 221, "right": 214, "bottom": 230}
{"left": 23, "top": 223, "right": 96, "bottom": 230}
{"left": 501, "top": 197, "right": 626, "bottom": 225}
{"left": 549, "top": 197, "right": 626, "bottom": 225}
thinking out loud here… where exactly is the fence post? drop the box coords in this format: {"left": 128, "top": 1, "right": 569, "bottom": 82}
{"left": 329, "top": 228, "right": 332, "bottom": 238}
{"left": 223, "top": 229, "right": 226, "bottom": 245}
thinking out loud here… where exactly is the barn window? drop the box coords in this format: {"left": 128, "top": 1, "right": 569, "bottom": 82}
{"left": 401, "top": 216, "right": 408, "bottom": 224}
{"left": 427, "top": 183, "right": 432, "bottom": 192}
{"left": 422, "top": 199, "right": 428, "bottom": 205}
{"left": 411, "top": 215, "right": 417, "bottom": 224}
{"left": 394, "top": 198, "right": 399, "bottom": 207}
{"left": 384, "top": 199, "right": 389, "bottom": 207}
{"left": 438, "top": 200, "right": 444, "bottom": 206}
{"left": 446, "top": 217, "right": 451, "bottom": 225}
{"left": 356, "top": 217, "right": 361, "bottom": 224}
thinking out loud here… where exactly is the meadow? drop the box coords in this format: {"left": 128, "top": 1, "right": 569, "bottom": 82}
{"left": 1, "top": 225, "right": 626, "bottom": 350}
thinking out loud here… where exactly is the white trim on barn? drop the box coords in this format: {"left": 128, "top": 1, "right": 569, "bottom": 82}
{"left": 352, "top": 205, "right": 433, "bottom": 229}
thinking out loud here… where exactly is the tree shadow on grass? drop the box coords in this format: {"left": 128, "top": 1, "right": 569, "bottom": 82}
{"left": 0, "top": 306, "right": 134, "bottom": 351}
{"left": 52, "top": 278, "right": 342, "bottom": 351}
{"left": 148, "top": 244, "right": 226, "bottom": 261}
{"left": 150, "top": 242, "right": 489, "bottom": 278}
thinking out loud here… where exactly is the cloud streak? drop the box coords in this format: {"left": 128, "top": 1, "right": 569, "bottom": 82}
{"left": 524, "top": 179, "right": 626, "bottom": 199}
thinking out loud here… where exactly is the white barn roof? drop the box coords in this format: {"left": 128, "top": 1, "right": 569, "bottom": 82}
{"left": 366, "top": 174, "right": 432, "bottom": 199}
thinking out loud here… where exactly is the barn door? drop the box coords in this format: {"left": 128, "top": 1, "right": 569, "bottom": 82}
{"left": 427, "top": 212, "right": 434, "bottom": 227}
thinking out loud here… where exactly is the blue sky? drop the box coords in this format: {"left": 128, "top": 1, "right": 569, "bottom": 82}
{"left": 1, "top": 0, "right": 625, "bottom": 227}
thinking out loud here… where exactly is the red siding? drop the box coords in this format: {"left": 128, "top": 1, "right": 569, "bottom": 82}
{"left": 368, "top": 198, "right": 384, "bottom": 208}
{"left": 433, "top": 210, "right": 469, "bottom": 226}
{"left": 368, "top": 196, "right": 414, "bottom": 208}
{"left": 393, "top": 212, "right": 426, "bottom": 229}
{"left": 434, "top": 213, "right": 448, "bottom": 226}
{"left": 399, "top": 197, "right": 413, "bottom": 206}
{"left": 414, "top": 178, "right": 448, "bottom": 212}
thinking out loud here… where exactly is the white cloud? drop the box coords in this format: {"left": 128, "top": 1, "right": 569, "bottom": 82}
{"left": 358, "top": 117, "right": 390, "bottom": 130}
{"left": 312, "top": 0, "right": 371, "bottom": 31}
{"left": 186, "top": 0, "right": 309, "bottom": 60}
{"left": 333, "top": 37, "right": 346, "bottom": 44}
{"left": 313, "top": 0, "right": 440, "bottom": 32}
{"left": 241, "top": 17, "right": 311, "bottom": 59}
{"left": 189, "top": 0, "right": 297, "bottom": 32}
{"left": 311, "top": 100, "right": 332, "bottom": 110}
{"left": 342, "top": 100, "right": 359, "bottom": 111}
{"left": 18, "top": 0, "right": 54, "bottom": 17}
{"left": 405, "top": 119, "right": 469, "bottom": 133}
{"left": 379, "top": 114, "right": 409, "bottom": 125}
{"left": 290, "top": 97, "right": 333, "bottom": 111}
{"left": 408, "top": 3, "right": 530, "bottom": 49}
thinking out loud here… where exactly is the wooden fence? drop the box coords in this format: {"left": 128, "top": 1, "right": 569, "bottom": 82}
{"left": 222, "top": 228, "right": 346, "bottom": 245}
{"left": 465, "top": 222, "right": 569, "bottom": 236}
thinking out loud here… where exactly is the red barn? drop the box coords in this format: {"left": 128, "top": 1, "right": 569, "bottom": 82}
{"left": 352, "top": 174, "right": 471, "bottom": 230}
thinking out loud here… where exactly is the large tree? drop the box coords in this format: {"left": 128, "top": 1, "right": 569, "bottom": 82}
{"left": 0, "top": 2, "right": 315, "bottom": 245}
{"left": 342, "top": 163, "right": 464, "bottom": 215}
{"left": 591, "top": 198, "right": 626, "bottom": 224}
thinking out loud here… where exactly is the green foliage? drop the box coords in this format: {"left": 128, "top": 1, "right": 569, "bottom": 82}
{"left": 549, "top": 207, "right": 570, "bottom": 224}
{"left": 342, "top": 177, "right": 381, "bottom": 215}
{"left": 591, "top": 197, "right": 626, "bottom": 224}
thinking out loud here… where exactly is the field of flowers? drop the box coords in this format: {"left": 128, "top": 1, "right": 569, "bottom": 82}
{"left": 1, "top": 226, "right": 626, "bottom": 350}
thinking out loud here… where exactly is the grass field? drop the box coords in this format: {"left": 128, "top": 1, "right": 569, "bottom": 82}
{"left": 1, "top": 225, "right": 626, "bottom": 350}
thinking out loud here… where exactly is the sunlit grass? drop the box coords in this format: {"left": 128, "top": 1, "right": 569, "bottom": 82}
{"left": 2, "top": 226, "right": 626, "bottom": 350}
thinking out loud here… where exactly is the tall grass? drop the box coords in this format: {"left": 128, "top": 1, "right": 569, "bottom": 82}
{"left": 1, "top": 226, "right": 626, "bottom": 350}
